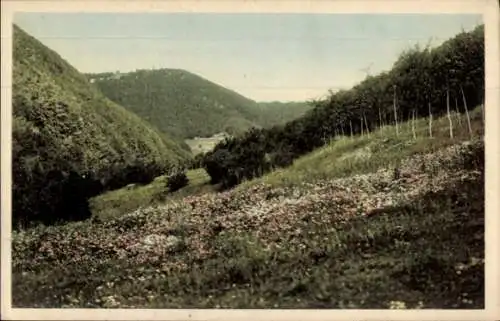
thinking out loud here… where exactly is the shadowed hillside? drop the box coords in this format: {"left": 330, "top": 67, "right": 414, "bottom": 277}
{"left": 12, "top": 25, "right": 191, "bottom": 227}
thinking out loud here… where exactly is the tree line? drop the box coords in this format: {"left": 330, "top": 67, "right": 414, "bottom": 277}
{"left": 200, "top": 25, "right": 484, "bottom": 189}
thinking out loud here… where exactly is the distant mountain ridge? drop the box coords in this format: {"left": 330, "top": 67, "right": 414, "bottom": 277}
{"left": 86, "top": 69, "right": 313, "bottom": 140}
{"left": 86, "top": 69, "right": 262, "bottom": 139}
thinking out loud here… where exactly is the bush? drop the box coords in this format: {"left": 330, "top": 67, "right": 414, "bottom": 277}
{"left": 270, "top": 148, "right": 296, "bottom": 168}
{"left": 166, "top": 169, "right": 189, "bottom": 192}
{"left": 202, "top": 148, "right": 232, "bottom": 185}
{"left": 189, "top": 153, "right": 206, "bottom": 170}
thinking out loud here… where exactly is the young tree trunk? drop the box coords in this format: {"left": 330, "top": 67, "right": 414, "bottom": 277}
{"left": 378, "top": 107, "right": 383, "bottom": 128}
{"left": 416, "top": 109, "right": 419, "bottom": 136}
{"left": 363, "top": 113, "right": 370, "bottom": 137}
{"left": 393, "top": 85, "right": 399, "bottom": 136}
{"left": 349, "top": 119, "right": 353, "bottom": 138}
{"left": 460, "top": 85, "right": 473, "bottom": 138}
{"left": 340, "top": 124, "right": 345, "bottom": 137}
{"left": 360, "top": 117, "right": 364, "bottom": 136}
{"left": 412, "top": 109, "right": 417, "bottom": 140}
{"left": 454, "top": 96, "right": 462, "bottom": 125}
{"left": 447, "top": 88, "right": 453, "bottom": 139}
{"left": 406, "top": 110, "right": 410, "bottom": 135}
{"left": 428, "top": 101, "right": 433, "bottom": 138}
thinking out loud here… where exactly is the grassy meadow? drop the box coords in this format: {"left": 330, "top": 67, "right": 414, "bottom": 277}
{"left": 90, "top": 169, "right": 213, "bottom": 221}
{"left": 243, "top": 105, "right": 483, "bottom": 189}
{"left": 184, "top": 134, "right": 230, "bottom": 156}
{"left": 12, "top": 108, "right": 485, "bottom": 309}
{"left": 9, "top": 21, "right": 486, "bottom": 311}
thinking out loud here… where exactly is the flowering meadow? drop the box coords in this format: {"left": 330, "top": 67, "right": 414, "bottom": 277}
{"left": 12, "top": 139, "right": 484, "bottom": 308}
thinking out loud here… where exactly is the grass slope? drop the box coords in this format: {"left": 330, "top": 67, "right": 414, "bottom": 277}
{"left": 12, "top": 109, "right": 484, "bottom": 308}
{"left": 243, "top": 105, "right": 483, "bottom": 189}
{"left": 89, "top": 169, "right": 213, "bottom": 221}
{"left": 12, "top": 25, "right": 190, "bottom": 226}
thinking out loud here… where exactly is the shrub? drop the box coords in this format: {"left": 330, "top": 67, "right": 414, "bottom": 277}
{"left": 166, "top": 169, "right": 189, "bottom": 192}
{"left": 202, "top": 148, "right": 232, "bottom": 185}
{"left": 189, "top": 153, "right": 206, "bottom": 170}
{"left": 270, "top": 148, "right": 296, "bottom": 168}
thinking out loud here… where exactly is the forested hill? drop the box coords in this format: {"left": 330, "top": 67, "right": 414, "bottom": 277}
{"left": 86, "top": 69, "right": 313, "bottom": 139}
{"left": 254, "top": 101, "right": 313, "bottom": 128}
{"left": 202, "top": 24, "right": 484, "bottom": 189}
{"left": 86, "top": 69, "right": 261, "bottom": 139}
{"left": 12, "top": 25, "right": 191, "bottom": 227}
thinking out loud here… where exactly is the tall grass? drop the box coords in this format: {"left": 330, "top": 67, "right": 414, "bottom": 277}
{"left": 240, "top": 106, "right": 483, "bottom": 189}
{"left": 89, "top": 168, "right": 212, "bottom": 220}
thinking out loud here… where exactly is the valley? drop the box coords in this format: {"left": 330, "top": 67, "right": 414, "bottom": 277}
{"left": 13, "top": 111, "right": 485, "bottom": 308}
{"left": 8, "top": 22, "right": 486, "bottom": 310}
{"left": 184, "top": 132, "right": 231, "bottom": 156}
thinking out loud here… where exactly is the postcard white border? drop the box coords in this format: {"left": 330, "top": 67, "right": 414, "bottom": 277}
{"left": 2, "top": 1, "right": 499, "bottom": 320}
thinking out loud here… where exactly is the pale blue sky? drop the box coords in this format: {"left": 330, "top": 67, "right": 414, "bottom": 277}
{"left": 14, "top": 13, "right": 481, "bottom": 102}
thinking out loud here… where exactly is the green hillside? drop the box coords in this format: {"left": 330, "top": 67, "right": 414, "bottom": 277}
{"left": 242, "top": 105, "right": 484, "bottom": 189}
{"left": 201, "top": 25, "right": 484, "bottom": 189}
{"left": 255, "top": 101, "right": 313, "bottom": 128}
{"left": 86, "top": 70, "right": 313, "bottom": 140}
{"left": 89, "top": 106, "right": 483, "bottom": 223}
{"left": 12, "top": 110, "right": 484, "bottom": 308}
{"left": 10, "top": 22, "right": 485, "bottom": 310}
{"left": 86, "top": 69, "right": 262, "bottom": 139}
{"left": 12, "top": 25, "right": 191, "bottom": 227}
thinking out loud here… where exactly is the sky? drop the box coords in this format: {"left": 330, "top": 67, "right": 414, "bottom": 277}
{"left": 14, "top": 13, "right": 482, "bottom": 102}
